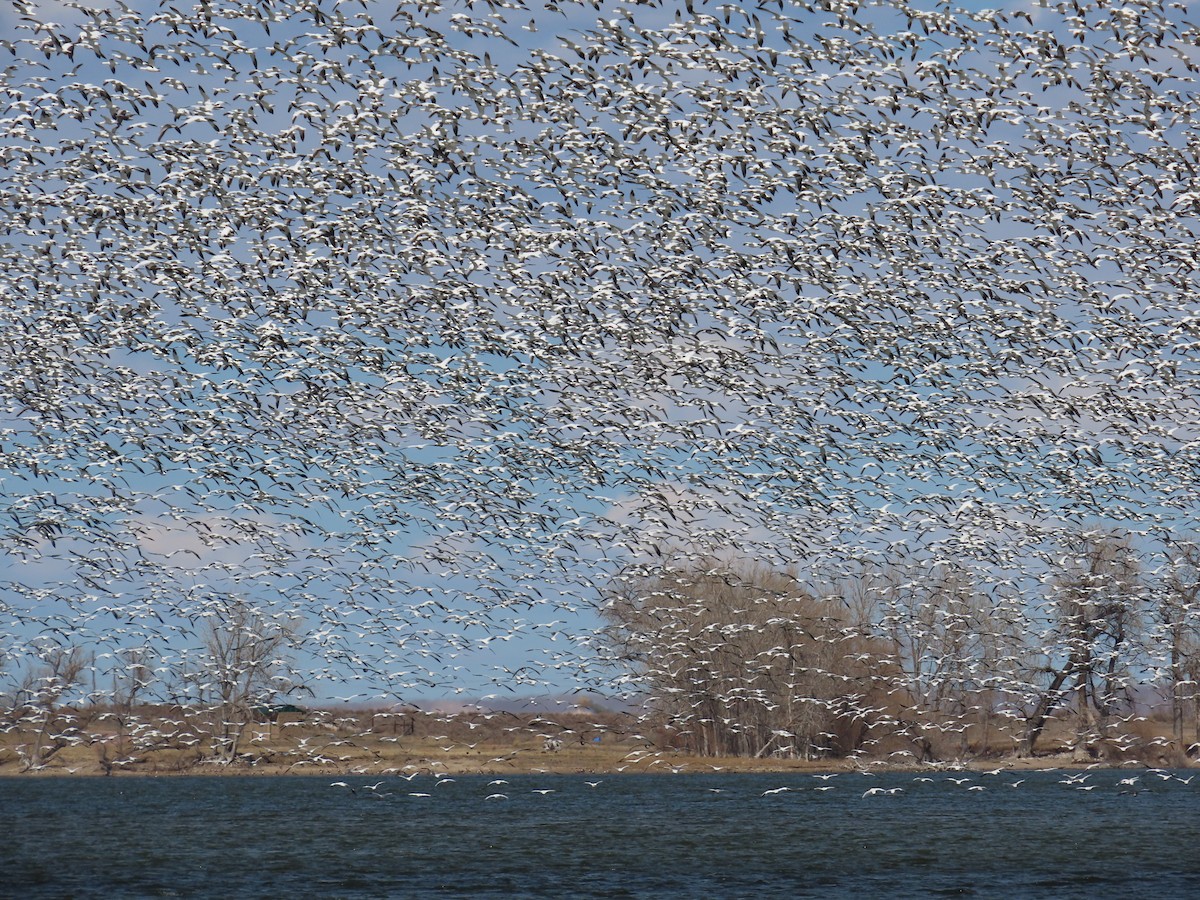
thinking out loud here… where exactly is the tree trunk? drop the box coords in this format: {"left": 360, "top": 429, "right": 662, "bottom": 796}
{"left": 1023, "top": 664, "right": 1072, "bottom": 756}
{"left": 1171, "top": 642, "right": 1185, "bottom": 752}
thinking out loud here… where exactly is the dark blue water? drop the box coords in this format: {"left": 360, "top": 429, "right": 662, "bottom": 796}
{"left": 4, "top": 770, "right": 1199, "bottom": 898}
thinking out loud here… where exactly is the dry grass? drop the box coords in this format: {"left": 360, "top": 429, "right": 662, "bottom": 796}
{"left": 1, "top": 704, "right": 1194, "bottom": 777}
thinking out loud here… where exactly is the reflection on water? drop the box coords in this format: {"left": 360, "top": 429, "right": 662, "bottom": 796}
{"left": 5, "top": 771, "right": 1200, "bottom": 898}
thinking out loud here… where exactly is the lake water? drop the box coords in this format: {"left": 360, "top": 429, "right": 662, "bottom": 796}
{"left": 4, "top": 769, "right": 1199, "bottom": 898}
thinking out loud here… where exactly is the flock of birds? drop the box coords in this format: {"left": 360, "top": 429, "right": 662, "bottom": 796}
{"left": 322, "top": 766, "right": 1200, "bottom": 801}
{"left": 2, "top": 0, "right": 1200, "bottom": 765}
{"left": 330, "top": 774, "right": 603, "bottom": 799}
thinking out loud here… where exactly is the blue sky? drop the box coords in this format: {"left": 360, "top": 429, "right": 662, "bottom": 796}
{"left": 2, "top": 0, "right": 1200, "bottom": 705}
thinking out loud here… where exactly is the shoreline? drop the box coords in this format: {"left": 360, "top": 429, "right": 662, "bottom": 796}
{"left": 4, "top": 749, "right": 1190, "bottom": 778}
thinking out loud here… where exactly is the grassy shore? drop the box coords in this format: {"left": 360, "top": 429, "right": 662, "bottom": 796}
{"left": 0, "top": 741, "right": 1138, "bottom": 778}
{"left": 3, "top": 706, "right": 1193, "bottom": 777}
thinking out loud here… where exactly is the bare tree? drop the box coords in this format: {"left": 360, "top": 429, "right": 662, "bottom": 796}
{"left": 95, "top": 646, "right": 157, "bottom": 775}
{"left": 880, "top": 563, "right": 1019, "bottom": 759}
{"left": 11, "top": 645, "right": 94, "bottom": 772}
{"left": 1020, "top": 531, "right": 1146, "bottom": 758}
{"left": 602, "top": 560, "right": 890, "bottom": 758}
{"left": 187, "top": 599, "right": 300, "bottom": 764}
{"left": 1157, "top": 538, "right": 1200, "bottom": 756}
